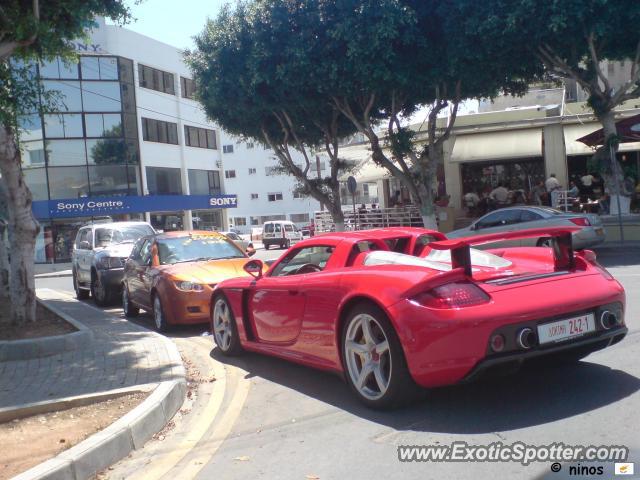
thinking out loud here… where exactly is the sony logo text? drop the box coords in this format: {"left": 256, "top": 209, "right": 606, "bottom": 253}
{"left": 209, "top": 197, "right": 237, "bottom": 206}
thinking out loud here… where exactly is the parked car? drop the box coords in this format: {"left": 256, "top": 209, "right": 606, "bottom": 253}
{"left": 220, "top": 231, "right": 255, "bottom": 255}
{"left": 121, "top": 231, "right": 262, "bottom": 332}
{"left": 447, "top": 206, "right": 606, "bottom": 249}
{"left": 72, "top": 221, "right": 155, "bottom": 306}
{"left": 262, "top": 220, "right": 303, "bottom": 249}
{"left": 210, "top": 227, "right": 626, "bottom": 409}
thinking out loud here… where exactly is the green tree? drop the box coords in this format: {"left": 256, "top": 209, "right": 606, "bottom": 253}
{"left": 0, "top": 2, "right": 130, "bottom": 325}
{"left": 455, "top": 0, "right": 640, "bottom": 194}
{"left": 325, "top": 0, "right": 541, "bottom": 227}
{"left": 188, "top": 2, "right": 358, "bottom": 231}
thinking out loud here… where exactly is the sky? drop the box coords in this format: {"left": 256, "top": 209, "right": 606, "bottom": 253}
{"left": 108, "top": 0, "right": 230, "bottom": 50}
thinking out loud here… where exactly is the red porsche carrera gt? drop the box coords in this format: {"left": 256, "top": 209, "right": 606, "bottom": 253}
{"left": 210, "top": 227, "right": 627, "bottom": 409}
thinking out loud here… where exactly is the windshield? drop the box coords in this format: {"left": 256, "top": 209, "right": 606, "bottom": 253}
{"left": 157, "top": 235, "right": 245, "bottom": 265}
{"left": 95, "top": 225, "right": 154, "bottom": 247}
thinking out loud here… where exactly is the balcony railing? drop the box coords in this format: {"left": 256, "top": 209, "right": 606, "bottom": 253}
{"left": 314, "top": 206, "right": 424, "bottom": 232}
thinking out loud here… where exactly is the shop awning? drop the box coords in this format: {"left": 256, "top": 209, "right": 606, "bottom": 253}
{"left": 450, "top": 128, "right": 542, "bottom": 163}
{"left": 343, "top": 158, "right": 392, "bottom": 183}
{"left": 574, "top": 114, "right": 640, "bottom": 153}
{"left": 564, "top": 123, "right": 600, "bottom": 155}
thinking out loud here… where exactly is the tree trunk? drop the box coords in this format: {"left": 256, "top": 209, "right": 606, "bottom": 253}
{"left": 595, "top": 109, "right": 625, "bottom": 196}
{"left": 0, "top": 179, "right": 9, "bottom": 297}
{"left": 0, "top": 124, "right": 40, "bottom": 325}
{"left": 330, "top": 205, "right": 345, "bottom": 232}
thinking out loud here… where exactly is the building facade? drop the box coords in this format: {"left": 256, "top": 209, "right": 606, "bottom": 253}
{"left": 19, "top": 18, "right": 320, "bottom": 262}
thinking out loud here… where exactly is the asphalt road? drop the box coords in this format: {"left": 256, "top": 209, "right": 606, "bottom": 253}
{"left": 36, "top": 246, "right": 640, "bottom": 480}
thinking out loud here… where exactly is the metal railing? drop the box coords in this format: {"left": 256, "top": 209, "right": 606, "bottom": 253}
{"left": 314, "top": 206, "right": 424, "bottom": 232}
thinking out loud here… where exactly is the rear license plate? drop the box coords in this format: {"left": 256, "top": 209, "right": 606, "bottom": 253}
{"left": 595, "top": 228, "right": 604, "bottom": 235}
{"left": 537, "top": 313, "right": 595, "bottom": 344}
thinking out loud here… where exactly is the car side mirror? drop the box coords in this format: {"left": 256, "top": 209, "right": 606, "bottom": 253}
{"left": 79, "top": 241, "right": 91, "bottom": 250}
{"left": 244, "top": 259, "right": 264, "bottom": 279}
{"left": 246, "top": 248, "right": 256, "bottom": 257}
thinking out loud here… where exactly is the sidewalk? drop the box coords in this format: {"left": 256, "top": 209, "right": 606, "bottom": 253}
{"left": 0, "top": 288, "right": 183, "bottom": 409}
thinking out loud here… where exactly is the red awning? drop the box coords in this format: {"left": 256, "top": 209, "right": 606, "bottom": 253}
{"left": 576, "top": 113, "right": 640, "bottom": 146}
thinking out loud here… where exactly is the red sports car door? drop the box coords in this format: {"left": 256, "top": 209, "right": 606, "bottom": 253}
{"left": 249, "top": 275, "right": 307, "bottom": 344}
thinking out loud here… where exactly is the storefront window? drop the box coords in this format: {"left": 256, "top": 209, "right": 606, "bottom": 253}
{"left": 150, "top": 212, "right": 184, "bottom": 232}
{"left": 47, "top": 166, "right": 89, "bottom": 199}
{"left": 88, "top": 165, "right": 134, "bottom": 196}
{"left": 192, "top": 210, "right": 223, "bottom": 230}
{"left": 44, "top": 113, "right": 84, "bottom": 138}
{"left": 86, "top": 138, "right": 127, "bottom": 164}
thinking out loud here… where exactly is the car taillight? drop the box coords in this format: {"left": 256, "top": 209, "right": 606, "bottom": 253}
{"left": 569, "top": 217, "right": 591, "bottom": 226}
{"left": 411, "top": 281, "right": 490, "bottom": 309}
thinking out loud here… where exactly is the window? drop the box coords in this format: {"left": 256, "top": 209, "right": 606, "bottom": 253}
{"left": 86, "top": 138, "right": 127, "bottom": 165}
{"left": 138, "top": 64, "right": 175, "bottom": 95}
{"left": 80, "top": 81, "right": 122, "bottom": 112}
{"left": 89, "top": 165, "right": 134, "bottom": 196}
{"left": 250, "top": 193, "right": 259, "bottom": 200}
{"left": 268, "top": 192, "right": 283, "bottom": 202}
{"left": 271, "top": 246, "right": 335, "bottom": 276}
{"left": 474, "top": 210, "right": 522, "bottom": 230}
{"left": 180, "top": 77, "right": 196, "bottom": 99}
{"left": 293, "top": 191, "right": 304, "bottom": 199}
{"left": 188, "top": 169, "right": 221, "bottom": 195}
{"left": 225, "top": 170, "right": 236, "bottom": 179}
{"left": 233, "top": 217, "right": 247, "bottom": 226}
{"left": 145, "top": 166, "right": 182, "bottom": 194}
{"left": 142, "top": 118, "right": 179, "bottom": 145}
{"left": 316, "top": 161, "right": 326, "bottom": 171}
{"left": 184, "top": 125, "right": 217, "bottom": 149}
{"left": 45, "top": 139, "right": 87, "bottom": 166}
{"left": 85, "top": 113, "right": 122, "bottom": 137}
{"left": 47, "top": 166, "right": 90, "bottom": 198}
{"left": 290, "top": 213, "right": 310, "bottom": 223}
{"left": 22, "top": 168, "right": 48, "bottom": 200}
{"left": 246, "top": 142, "right": 254, "bottom": 149}
{"left": 43, "top": 114, "right": 83, "bottom": 138}
{"left": 39, "top": 58, "right": 79, "bottom": 79}
{"left": 223, "top": 144, "right": 234, "bottom": 154}
{"left": 265, "top": 166, "right": 278, "bottom": 176}
{"left": 250, "top": 216, "right": 260, "bottom": 226}
{"left": 80, "top": 57, "right": 118, "bottom": 80}
{"left": 43, "top": 80, "right": 83, "bottom": 111}
{"left": 248, "top": 168, "right": 256, "bottom": 175}
{"left": 75, "top": 228, "right": 92, "bottom": 249}
{"left": 520, "top": 210, "right": 543, "bottom": 223}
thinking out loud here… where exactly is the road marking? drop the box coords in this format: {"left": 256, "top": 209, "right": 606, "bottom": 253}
{"left": 127, "top": 338, "right": 250, "bottom": 480}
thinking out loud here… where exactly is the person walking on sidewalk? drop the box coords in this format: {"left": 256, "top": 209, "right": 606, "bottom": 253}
{"left": 545, "top": 173, "right": 562, "bottom": 207}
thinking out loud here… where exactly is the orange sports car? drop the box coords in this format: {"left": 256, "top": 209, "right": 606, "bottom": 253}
{"left": 121, "top": 231, "right": 258, "bottom": 331}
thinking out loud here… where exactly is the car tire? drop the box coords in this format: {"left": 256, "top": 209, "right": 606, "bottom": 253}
{"left": 122, "top": 285, "right": 139, "bottom": 318}
{"left": 91, "top": 270, "right": 112, "bottom": 307}
{"left": 284, "top": 239, "right": 291, "bottom": 249}
{"left": 153, "top": 293, "right": 170, "bottom": 333}
{"left": 341, "top": 303, "right": 421, "bottom": 409}
{"left": 264, "top": 243, "right": 270, "bottom": 250}
{"left": 212, "top": 293, "right": 243, "bottom": 356}
{"left": 73, "top": 270, "right": 90, "bottom": 300}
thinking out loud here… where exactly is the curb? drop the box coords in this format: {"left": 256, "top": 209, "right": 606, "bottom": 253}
{"left": 10, "top": 290, "right": 187, "bottom": 480}
{"left": 0, "top": 383, "right": 157, "bottom": 424}
{"left": 12, "top": 380, "right": 187, "bottom": 480}
{"left": 0, "top": 299, "right": 94, "bottom": 362}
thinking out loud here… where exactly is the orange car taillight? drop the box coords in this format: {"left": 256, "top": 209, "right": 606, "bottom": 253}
{"left": 569, "top": 217, "right": 591, "bottom": 226}
{"left": 411, "top": 282, "right": 491, "bottom": 309}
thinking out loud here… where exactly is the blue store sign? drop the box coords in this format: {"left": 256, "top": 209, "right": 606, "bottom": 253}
{"left": 32, "top": 194, "right": 238, "bottom": 220}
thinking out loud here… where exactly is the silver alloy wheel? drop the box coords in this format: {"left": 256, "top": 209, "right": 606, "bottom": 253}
{"left": 212, "top": 298, "right": 233, "bottom": 351}
{"left": 93, "top": 275, "right": 104, "bottom": 302}
{"left": 153, "top": 295, "right": 163, "bottom": 330}
{"left": 344, "top": 313, "right": 392, "bottom": 401}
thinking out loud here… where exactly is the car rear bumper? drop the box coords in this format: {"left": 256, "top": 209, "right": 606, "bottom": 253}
{"left": 573, "top": 227, "right": 606, "bottom": 249}
{"left": 461, "top": 325, "right": 627, "bottom": 383}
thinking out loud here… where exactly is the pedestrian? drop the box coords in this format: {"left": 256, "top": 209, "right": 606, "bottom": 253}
{"left": 489, "top": 183, "right": 509, "bottom": 207}
{"left": 531, "top": 180, "right": 546, "bottom": 206}
{"left": 545, "top": 174, "right": 561, "bottom": 207}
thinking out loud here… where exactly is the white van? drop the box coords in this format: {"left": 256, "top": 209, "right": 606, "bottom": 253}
{"left": 262, "top": 220, "right": 303, "bottom": 249}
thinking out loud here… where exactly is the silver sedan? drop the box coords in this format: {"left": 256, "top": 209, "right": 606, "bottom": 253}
{"left": 447, "top": 206, "right": 606, "bottom": 249}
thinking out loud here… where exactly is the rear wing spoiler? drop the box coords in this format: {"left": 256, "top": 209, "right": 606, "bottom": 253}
{"left": 429, "top": 227, "right": 581, "bottom": 276}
